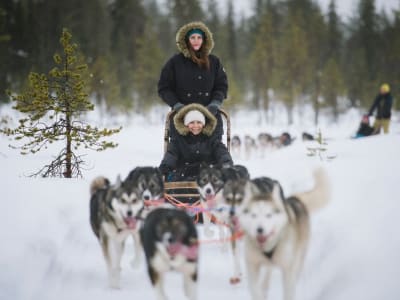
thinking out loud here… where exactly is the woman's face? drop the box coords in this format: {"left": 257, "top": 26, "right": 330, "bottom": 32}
{"left": 188, "top": 33, "right": 203, "bottom": 51}
{"left": 187, "top": 121, "right": 204, "bottom": 135}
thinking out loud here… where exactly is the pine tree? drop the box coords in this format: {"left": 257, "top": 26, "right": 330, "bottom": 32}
{"left": 248, "top": 5, "right": 277, "bottom": 122}
{"left": 0, "top": 6, "right": 11, "bottom": 102}
{"left": 276, "top": 13, "right": 310, "bottom": 124}
{"left": 0, "top": 29, "right": 121, "bottom": 178}
{"left": 133, "top": 19, "right": 164, "bottom": 112}
{"left": 170, "top": 0, "right": 204, "bottom": 27}
{"left": 320, "top": 0, "right": 344, "bottom": 122}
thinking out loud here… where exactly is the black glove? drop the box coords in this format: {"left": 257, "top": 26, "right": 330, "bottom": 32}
{"left": 173, "top": 102, "right": 184, "bottom": 112}
{"left": 158, "top": 164, "right": 171, "bottom": 176}
{"left": 221, "top": 162, "right": 233, "bottom": 169}
{"left": 207, "top": 100, "right": 222, "bottom": 115}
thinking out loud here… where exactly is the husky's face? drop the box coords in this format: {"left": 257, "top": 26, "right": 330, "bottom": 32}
{"left": 239, "top": 184, "right": 288, "bottom": 251}
{"left": 110, "top": 181, "right": 143, "bottom": 230}
{"left": 135, "top": 172, "right": 164, "bottom": 201}
{"left": 231, "top": 136, "right": 241, "bottom": 147}
{"left": 127, "top": 167, "right": 164, "bottom": 201}
{"left": 222, "top": 178, "right": 248, "bottom": 216}
{"left": 155, "top": 216, "right": 189, "bottom": 246}
{"left": 197, "top": 164, "right": 224, "bottom": 200}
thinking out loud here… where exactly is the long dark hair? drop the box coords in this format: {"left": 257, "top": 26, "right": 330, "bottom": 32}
{"left": 186, "top": 39, "right": 210, "bottom": 70}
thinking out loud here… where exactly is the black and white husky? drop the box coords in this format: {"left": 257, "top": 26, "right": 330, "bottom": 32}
{"left": 125, "top": 166, "right": 166, "bottom": 214}
{"left": 89, "top": 166, "right": 164, "bottom": 288}
{"left": 238, "top": 169, "right": 329, "bottom": 300}
{"left": 196, "top": 163, "right": 225, "bottom": 237}
{"left": 140, "top": 208, "right": 199, "bottom": 300}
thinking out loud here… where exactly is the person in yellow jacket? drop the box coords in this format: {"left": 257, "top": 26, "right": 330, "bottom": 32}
{"left": 368, "top": 83, "right": 394, "bottom": 134}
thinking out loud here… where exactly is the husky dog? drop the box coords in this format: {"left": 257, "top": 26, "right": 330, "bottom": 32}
{"left": 239, "top": 169, "right": 329, "bottom": 300}
{"left": 125, "top": 166, "right": 165, "bottom": 215}
{"left": 302, "top": 132, "right": 314, "bottom": 142}
{"left": 196, "top": 163, "right": 225, "bottom": 236}
{"left": 90, "top": 175, "right": 145, "bottom": 288}
{"left": 244, "top": 135, "right": 257, "bottom": 159}
{"left": 257, "top": 133, "right": 274, "bottom": 157}
{"left": 231, "top": 135, "right": 241, "bottom": 157}
{"left": 140, "top": 208, "right": 199, "bottom": 300}
{"left": 196, "top": 163, "right": 250, "bottom": 284}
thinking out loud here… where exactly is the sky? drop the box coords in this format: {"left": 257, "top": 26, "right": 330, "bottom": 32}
{"left": 226, "top": 0, "right": 399, "bottom": 20}
{"left": 1, "top": 105, "right": 400, "bottom": 300}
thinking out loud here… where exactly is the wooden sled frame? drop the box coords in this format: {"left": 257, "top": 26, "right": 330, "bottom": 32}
{"left": 163, "top": 108, "right": 231, "bottom": 203}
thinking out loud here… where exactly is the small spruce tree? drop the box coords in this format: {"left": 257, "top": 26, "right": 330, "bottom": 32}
{"left": 1, "top": 28, "right": 121, "bottom": 178}
{"left": 306, "top": 129, "right": 337, "bottom": 161}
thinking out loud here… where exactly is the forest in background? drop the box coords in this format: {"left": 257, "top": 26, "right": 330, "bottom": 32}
{"left": 0, "top": 0, "right": 399, "bottom": 124}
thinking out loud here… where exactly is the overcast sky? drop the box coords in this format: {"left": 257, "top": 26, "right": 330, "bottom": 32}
{"left": 231, "top": 0, "right": 399, "bottom": 20}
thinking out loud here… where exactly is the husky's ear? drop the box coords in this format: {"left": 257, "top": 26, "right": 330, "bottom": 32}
{"left": 115, "top": 174, "right": 122, "bottom": 188}
{"left": 245, "top": 181, "right": 258, "bottom": 198}
{"left": 271, "top": 183, "right": 285, "bottom": 208}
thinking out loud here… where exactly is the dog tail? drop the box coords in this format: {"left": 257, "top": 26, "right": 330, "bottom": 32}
{"left": 293, "top": 167, "right": 331, "bottom": 213}
{"left": 90, "top": 176, "right": 110, "bottom": 196}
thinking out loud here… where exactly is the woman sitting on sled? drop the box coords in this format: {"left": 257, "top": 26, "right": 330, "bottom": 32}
{"left": 159, "top": 103, "right": 232, "bottom": 182}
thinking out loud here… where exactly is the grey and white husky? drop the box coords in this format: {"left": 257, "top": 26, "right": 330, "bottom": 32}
{"left": 238, "top": 168, "right": 329, "bottom": 300}
{"left": 197, "top": 163, "right": 250, "bottom": 284}
{"left": 140, "top": 208, "right": 199, "bottom": 300}
{"left": 89, "top": 166, "right": 164, "bottom": 288}
{"left": 125, "top": 166, "right": 165, "bottom": 214}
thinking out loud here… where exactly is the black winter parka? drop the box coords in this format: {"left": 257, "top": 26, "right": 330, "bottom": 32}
{"left": 158, "top": 53, "right": 228, "bottom": 108}
{"left": 159, "top": 104, "right": 232, "bottom": 181}
{"left": 368, "top": 93, "right": 393, "bottom": 119}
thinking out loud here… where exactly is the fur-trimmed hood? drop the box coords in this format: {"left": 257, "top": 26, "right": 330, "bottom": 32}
{"left": 176, "top": 21, "right": 214, "bottom": 58}
{"left": 174, "top": 103, "right": 217, "bottom": 136}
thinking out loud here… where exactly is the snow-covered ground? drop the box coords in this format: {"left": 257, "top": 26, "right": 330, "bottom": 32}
{"left": 1, "top": 106, "right": 400, "bottom": 300}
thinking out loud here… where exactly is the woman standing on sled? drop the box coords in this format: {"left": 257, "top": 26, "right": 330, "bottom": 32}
{"left": 159, "top": 103, "right": 232, "bottom": 182}
{"left": 158, "top": 21, "right": 228, "bottom": 140}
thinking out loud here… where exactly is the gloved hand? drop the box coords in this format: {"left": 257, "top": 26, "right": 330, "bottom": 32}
{"left": 207, "top": 100, "right": 221, "bottom": 115}
{"left": 158, "top": 164, "right": 171, "bottom": 176}
{"left": 221, "top": 162, "right": 233, "bottom": 169}
{"left": 173, "top": 102, "right": 184, "bottom": 112}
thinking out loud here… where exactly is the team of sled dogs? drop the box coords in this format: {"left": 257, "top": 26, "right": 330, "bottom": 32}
{"left": 90, "top": 164, "right": 330, "bottom": 300}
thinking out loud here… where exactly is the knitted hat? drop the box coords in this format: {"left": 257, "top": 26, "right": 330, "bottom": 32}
{"left": 184, "top": 110, "right": 205, "bottom": 126}
{"left": 380, "top": 83, "right": 390, "bottom": 93}
{"left": 186, "top": 28, "right": 205, "bottom": 39}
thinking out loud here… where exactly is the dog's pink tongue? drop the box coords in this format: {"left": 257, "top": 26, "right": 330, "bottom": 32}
{"left": 167, "top": 243, "right": 198, "bottom": 260}
{"left": 231, "top": 216, "right": 241, "bottom": 232}
{"left": 257, "top": 234, "right": 268, "bottom": 244}
{"left": 206, "top": 195, "right": 216, "bottom": 208}
{"left": 124, "top": 216, "right": 137, "bottom": 229}
{"left": 167, "top": 243, "right": 182, "bottom": 256}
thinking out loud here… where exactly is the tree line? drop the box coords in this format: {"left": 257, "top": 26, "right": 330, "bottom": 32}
{"left": 1, "top": 0, "right": 399, "bottom": 124}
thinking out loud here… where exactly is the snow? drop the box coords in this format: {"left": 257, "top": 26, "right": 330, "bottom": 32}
{"left": 1, "top": 106, "right": 400, "bottom": 300}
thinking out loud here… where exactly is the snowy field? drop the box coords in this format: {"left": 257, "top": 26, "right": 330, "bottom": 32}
{"left": 1, "top": 106, "right": 400, "bottom": 300}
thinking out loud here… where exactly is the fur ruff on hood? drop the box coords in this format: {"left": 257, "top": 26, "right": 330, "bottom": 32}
{"left": 176, "top": 21, "right": 214, "bottom": 58}
{"left": 174, "top": 103, "right": 217, "bottom": 136}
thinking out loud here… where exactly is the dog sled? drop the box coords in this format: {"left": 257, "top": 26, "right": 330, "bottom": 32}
{"left": 162, "top": 108, "right": 231, "bottom": 221}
